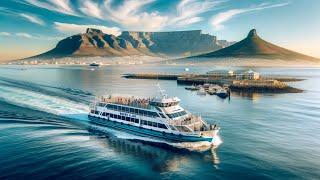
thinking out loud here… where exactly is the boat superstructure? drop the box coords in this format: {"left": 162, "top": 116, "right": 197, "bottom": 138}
{"left": 88, "top": 84, "right": 220, "bottom": 142}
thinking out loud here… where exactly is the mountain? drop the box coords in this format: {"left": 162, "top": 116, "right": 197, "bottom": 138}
{"left": 31, "top": 28, "right": 233, "bottom": 59}
{"left": 195, "top": 29, "right": 318, "bottom": 60}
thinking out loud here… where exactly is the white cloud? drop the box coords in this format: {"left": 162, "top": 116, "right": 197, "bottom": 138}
{"left": 54, "top": 22, "right": 121, "bottom": 36}
{"left": 176, "top": 17, "right": 203, "bottom": 26}
{"left": 19, "top": 13, "right": 45, "bottom": 26}
{"left": 25, "top": 0, "right": 78, "bottom": 16}
{"left": 16, "top": 33, "right": 32, "bottom": 38}
{"left": 211, "top": 2, "right": 289, "bottom": 30}
{"left": 79, "top": 1, "right": 103, "bottom": 19}
{"left": 17, "top": 0, "right": 222, "bottom": 31}
{"left": 0, "top": 32, "right": 11, "bottom": 36}
{"left": 77, "top": 0, "right": 222, "bottom": 31}
{"left": 171, "top": 0, "right": 224, "bottom": 25}
{"left": 88, "top": 0, "right": 168, "bottom": 31}
{"left": 13, "top": 32, "right": 62, "bottom": 41}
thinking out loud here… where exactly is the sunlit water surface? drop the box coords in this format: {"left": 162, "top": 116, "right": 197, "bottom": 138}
{"left": 0, "top": 65, "right": 319, "bottom": 179}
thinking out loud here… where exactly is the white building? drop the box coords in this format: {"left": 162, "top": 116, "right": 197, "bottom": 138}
{"left": 206, "top": 70, "right": 234, "bottom": 77}
{"left": 244, "top": 70, "right": 260, "bottom": 80}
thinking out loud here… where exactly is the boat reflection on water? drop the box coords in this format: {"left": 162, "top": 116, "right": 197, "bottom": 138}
{"left": 88, "top": 124, "right": 221, "bottom": 172}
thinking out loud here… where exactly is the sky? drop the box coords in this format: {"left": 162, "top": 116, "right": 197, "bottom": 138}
{"left": 0, "top": 0, "right": 319, "bottom": 61}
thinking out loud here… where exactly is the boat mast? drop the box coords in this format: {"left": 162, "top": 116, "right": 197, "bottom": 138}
{"left": 154, "top": 83, "right": 167, "bottom": 99}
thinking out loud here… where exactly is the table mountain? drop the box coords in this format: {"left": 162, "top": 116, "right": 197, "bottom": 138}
{"left": 31, "top": 28, "right": 231, "bottom": 59}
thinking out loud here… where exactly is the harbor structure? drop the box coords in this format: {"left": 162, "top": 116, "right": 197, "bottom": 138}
{"left": 206, "top": 69, "right": 259, "bottom": 80}
{"left": 206, "top": 70, "right": 234, "bottom": 77}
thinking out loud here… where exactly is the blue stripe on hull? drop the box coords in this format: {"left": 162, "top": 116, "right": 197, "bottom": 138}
{"left": 89, "top": 116, "right": 213, "bottom": 142}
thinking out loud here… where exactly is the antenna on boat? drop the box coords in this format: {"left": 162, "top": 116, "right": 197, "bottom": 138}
{"left": 154, "top": 82, "right": 167, "bottom": 99}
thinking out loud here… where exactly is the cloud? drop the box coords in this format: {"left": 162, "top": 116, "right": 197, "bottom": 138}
{"left": 0, "top": 32, "right": 11, "bottom": 36}
{"left": 211, "top": 2, "right": 289, "bottom": 30}
{"left": 14, "top": 0, "right": 222, "bottom": 31}
{"left": 79, "top": 0, "right": 168, "bottom": 31}
{"left": 54, "top": 22, "right": 121, "bottom": 36}
{"left": 171, "top": 0, "right": 224, "bottom": 25}
{"left": 19, "top": 13, "right": 45, "bottom": 26}
{"left": 77, "top": 0, "right": 222, "bottom": 31}
{"left": 79, "top": 1, "right": 103, "bottom": 19}
{"left": 16, "top": 33, "right": 32, "bottom": 38}
{"left": 25, "top": 0, "right": 78, "bottom": 16}
{"left": 0, "top": 7, "right": 45, "bottom": 26}
{"left": 13, "top": 32, "right": 62, "bottom": 41}
{"left": 176, "top": 17, "right": 203, "bottom": 26}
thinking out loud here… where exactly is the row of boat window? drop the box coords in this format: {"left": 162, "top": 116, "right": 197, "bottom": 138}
{"left": 149, "top": 101, "right": 179, "bottom": 107}
{"left": 106, "top": 104, "right": 162, "bottom": 118}
{"left": 166, "top": 111, "right": 187, "bottom": 118}
{"left": 93, "top": 110, "right": 168, "bottom": 129}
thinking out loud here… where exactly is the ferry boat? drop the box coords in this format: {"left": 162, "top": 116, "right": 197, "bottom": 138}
{"left": 88, "top": 84, "right": 220, "bottom": 142}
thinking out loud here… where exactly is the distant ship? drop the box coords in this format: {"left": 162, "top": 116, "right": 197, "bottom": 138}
{"left": 88, "top": 84, "right": 220, "bottom": 142}
{"left": 89, "top": 63, "right": 100, "bottom": 67}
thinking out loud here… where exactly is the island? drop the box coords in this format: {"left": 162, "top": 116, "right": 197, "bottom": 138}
{"left": 123, "top": 70, "right": 303, "bottom": 93}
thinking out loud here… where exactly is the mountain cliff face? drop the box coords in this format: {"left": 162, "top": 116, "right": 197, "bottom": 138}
{"left": 118, "top": 30, "right": 221, "bottom": 56}
{"left": 196, "top": 29, "right": 318, "bottom": 60}
{"left": 32, "top": 28, "right": 230, "bottom": 59}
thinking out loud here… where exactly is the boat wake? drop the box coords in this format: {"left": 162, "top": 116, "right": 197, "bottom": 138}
{"left": 0, "top": 84, "right": 89, "bottom": 121}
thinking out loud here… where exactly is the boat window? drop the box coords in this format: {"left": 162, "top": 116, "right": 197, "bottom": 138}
{"left": 126, "top": 117, "right": 130, "bottom": 121}
{"left": 135, "top": 118, "right": 139, "bottom": 123}
{"left": 154, "top": 106, "right": 162, "bottom": 112}
{"left": 121, "top": 116, "right": 125, "bottom": 120}
{"left": 101, "top": 112, "right": 105, "bottom": 116}
{"left": 121, "top": 106, "right": 125, "bottom": 112}
{"left": 142, "top": 120, "right": 148, "bottom": 125}
{"left": 148, "top": 121, "right": 153, "bottom": 126}
{"left": 158, "top": 123, "right": 167, "bottom": 129}
{"left": 110, "top": 114, "right": 114, "bottom": 118}
{"left": 159, "top": 113, "right": 166, "bottom": 118}
{"left": 169, "top": 125, "right": 177, "bottom": 131}
{"left": 152, "top": 122, "right": 157, "bottom": 127}
{"left": 105, "top": 113, "right": 109, "bottom": 116}
{"left": 95, "top": 111, "right": 100, "bottom": 115}
{"left": 130, "top": 117, "right": 135, "bottom": 122}
{"left": 130, "top": 108, "right": 134, "bottom": 113}
{"left": 166, "top": 111, "right": 187, "bottom": 119}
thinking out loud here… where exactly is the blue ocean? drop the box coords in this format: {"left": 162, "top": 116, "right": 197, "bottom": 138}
{"left": 0, "top": 65, "right": 319, "bottom": 179}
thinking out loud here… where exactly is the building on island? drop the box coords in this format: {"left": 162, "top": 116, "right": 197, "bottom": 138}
{"left": 235, "top": 70, "right": 260, "bottom": 80}
{"left": 207, "top": 69, "right": 260, "bottom": 80}
{"left": 206, "top": 70, "right": 234, "bottom": 77}
{"left": 244, "top": 70, "right": 260, "bottom": 80}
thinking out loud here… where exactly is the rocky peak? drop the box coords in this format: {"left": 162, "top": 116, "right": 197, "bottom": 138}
{"left": 247, "top": 29, "right": 258, "bottom": 38}
{"left": 86, "top": 28, "right": 103, "bottom": 35}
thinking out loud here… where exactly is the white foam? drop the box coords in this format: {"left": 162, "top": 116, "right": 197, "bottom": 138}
{"left": 0, "top": 85, "right": 89, "bottom": 121}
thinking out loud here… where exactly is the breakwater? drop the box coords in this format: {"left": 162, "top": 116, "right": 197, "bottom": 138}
{"left": 123, "top": 74, "right": 303, "bottom": 93}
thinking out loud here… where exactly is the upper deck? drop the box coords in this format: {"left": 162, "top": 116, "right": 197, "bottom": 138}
{"left": 98, "top": 95, "right": 153, "bottom": 110}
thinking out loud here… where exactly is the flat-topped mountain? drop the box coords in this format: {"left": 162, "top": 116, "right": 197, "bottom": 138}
{"left": 196, "top": 29, "right": 318, "bottom": 60}
{"left": 31, "top": 28, "right": 233, "bottom": 59}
